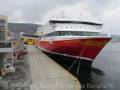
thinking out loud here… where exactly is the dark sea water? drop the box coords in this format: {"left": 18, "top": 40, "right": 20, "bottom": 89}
{"left": 45, "top": 42, "right": 120, "bottom": 90}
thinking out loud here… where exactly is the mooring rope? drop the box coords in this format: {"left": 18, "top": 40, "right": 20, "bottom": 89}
{"left": 67, "top": 47, "right": 87, "bottom": 77}
{"left": 76, "top": 47, "right": 87, "bottom": 77}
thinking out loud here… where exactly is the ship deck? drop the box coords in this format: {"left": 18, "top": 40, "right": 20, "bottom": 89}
{"left": 26, "top": 45, "right": 80, "bottom": 90}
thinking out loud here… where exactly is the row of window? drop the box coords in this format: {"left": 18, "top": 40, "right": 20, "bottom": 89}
{"left": 0, "top": 26, "right": 5, "bottom": 30}
{"left": 0, "top": 42, "right": 11, "bottom": 48}
{"left": 0, "top": 31, "right": 6, "bottom": 40}
{"left": 22, "top": 31, "right": 107, "bottom": 39}
{"left": 22, "top": 34, "right": 41, "bottom": 38}
{"left": 44, "top": 31, "right": 107, "bottom": 37}
{"left": 0, "top": 21, "right": 6, "bottom": 30}
{"left": 55, "top": 25, "right": 102, "bottom": 30}
{"left": 0, "top": 21, "right": 5, "bottom": 25}
{"left": 0, "top": 19, "right": 5, "bottom": 22}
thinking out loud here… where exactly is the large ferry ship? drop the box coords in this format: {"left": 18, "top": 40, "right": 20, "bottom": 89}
{"left": 36, "top": 18, "right": 111, "bottom": 56}
{"left": 22, "top": 14, "right": 111, "bottom": 68}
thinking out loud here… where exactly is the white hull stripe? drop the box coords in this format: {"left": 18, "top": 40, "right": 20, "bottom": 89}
{"left": 40, "top": 36, "right": 110, "bottom": 41}
{"left": 35, "top": 45, "right": 93, "bottom": 61}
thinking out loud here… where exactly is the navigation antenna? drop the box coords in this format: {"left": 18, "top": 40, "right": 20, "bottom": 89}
{"left": 61, "top": 9, "right": 65, "bottom": 18}
{"left": 79, "top": 12, "right": 82, "bottom": 20}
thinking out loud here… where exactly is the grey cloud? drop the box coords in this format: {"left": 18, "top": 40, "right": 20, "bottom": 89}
{"left": 20, "top": 0, "right": 81, "bottom": 22}
{"left": 0, "top": 0, "right": 120, "bottom": 34}
{"left": 0, "top": 0, "right": 80, "bottom": 23}
{"left": 0, "top": 0, "right": 111, "bottom": 22}
{"left": 79, "top": 0, "right": 111, "bottom": 16}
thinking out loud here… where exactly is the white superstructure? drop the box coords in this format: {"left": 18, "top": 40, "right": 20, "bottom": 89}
{"left": 36, "top": 17, "right": 106, "bottom": 40}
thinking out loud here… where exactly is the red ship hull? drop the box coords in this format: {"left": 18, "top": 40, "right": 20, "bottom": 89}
{"left": 35, "top": 37, "right": 111, "bottom": 61}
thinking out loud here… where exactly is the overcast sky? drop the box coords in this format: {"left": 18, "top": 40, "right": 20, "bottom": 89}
{"left": 0, "top": 0, "right": 120, "bottom": 34}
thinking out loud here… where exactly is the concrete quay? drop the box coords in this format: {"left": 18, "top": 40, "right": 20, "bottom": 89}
{"left": 27, "top": 45, "right": 81, "bottom": 90}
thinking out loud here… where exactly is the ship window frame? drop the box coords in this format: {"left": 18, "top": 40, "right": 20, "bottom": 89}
{"left": 43, "top": 31, "right": 107, "bottom": 37}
